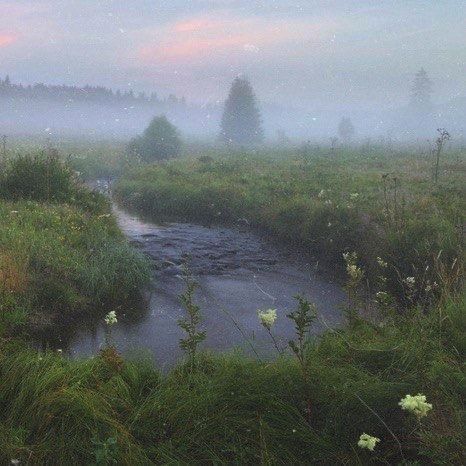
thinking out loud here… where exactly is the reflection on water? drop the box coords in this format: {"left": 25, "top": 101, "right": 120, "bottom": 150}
{"left": 66, "top": 205, "right": 345, "bottom": 368}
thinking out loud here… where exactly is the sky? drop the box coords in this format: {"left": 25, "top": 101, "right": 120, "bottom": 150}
{"left": 0, "top": 0, "right": 465, "bottom": 110}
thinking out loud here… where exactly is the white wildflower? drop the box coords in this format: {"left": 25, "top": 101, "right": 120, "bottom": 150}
{"left": 327, "top": 222, "right": 332, "bottom": 227}
{"left": 257, "top": 309, "right": 277, "bottom": 330}
{"left": 347, "top": 264, "right": 363, "bottom": 281}
{"left": 403, "top": 276, "right": 415, "bottom": 287}
{"left": 318, "top": 189, "right": 325, "bottom": 198}
{"left": 376, "top": 257, "right": 387, "bottom": 268}
{"left": 375, "top": 291, "right": 390, "bottom": 304}
{"left": 343, "top": 252, "right": 363, "bottom": 282}
{"left": 357, "top": 433, "right": 380, "bottom": 451}
{"left": 399, "top": 394, "right": 432, "bottom": 418}
{"left": 350, "top": 193, "right": 359, "bottom": 200}
{"left": 11, "top": 460, "right": 20, "bottom": 465}
{"left": 104, "top": 310, "right": 118, "bottom": 326}
{"left": 325, "top": 199, "right": 332, "bottom": 206}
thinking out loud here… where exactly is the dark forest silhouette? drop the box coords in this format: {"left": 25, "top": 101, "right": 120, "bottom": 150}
{"left": 0, "top": 75, "right": 219, "bottom": 137}
{"left": 0, "top": 75, "right": 186, "bottom": 108}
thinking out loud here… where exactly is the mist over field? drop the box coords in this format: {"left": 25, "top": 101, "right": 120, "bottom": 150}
{"left": 1, "top": 74, "right": 466, "bottom": 142}
{"left": 1, "top": 0, "right": 465, "bottom": 141}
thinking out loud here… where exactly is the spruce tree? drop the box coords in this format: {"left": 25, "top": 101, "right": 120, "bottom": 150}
{"left": 410, "top": 68, "right": 432, "bottom": 113}
{"left": 338, "top": 117, "right": 355, "bottom": 143}
{"left": 220, "top": 77, "right": 263, "bottom": 145}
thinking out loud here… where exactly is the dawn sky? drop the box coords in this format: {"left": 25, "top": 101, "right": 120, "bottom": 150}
{"left": 1, "top": 0, "right": 465, "bottom": 109}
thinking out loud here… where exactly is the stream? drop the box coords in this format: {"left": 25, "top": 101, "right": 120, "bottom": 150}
{"left": 68, "top": 204, "right": 346, "bottom": 368}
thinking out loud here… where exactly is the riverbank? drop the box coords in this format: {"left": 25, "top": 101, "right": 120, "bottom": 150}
{"left": 1, "top": 291, "right": 464, "bottom": 464}
{"left": 0, "top": 154, "right": 150, "bottom": 339}
{"left": 0, "top": 150, "right": 464, "bottom": 464}
{"left": 114, "top": 150, "right": 465, "bottom": 306}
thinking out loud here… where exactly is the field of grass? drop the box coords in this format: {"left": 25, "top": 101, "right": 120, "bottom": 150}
{"left": 115, "top": 147, "right": 465, "bottom": 306}
{"left": 0, "top": 145, "right": 464, "bottom": 464}
{"left": 0, "top": 291, "right": 464, "bottom": 464}
{"left": 0, "top": 154, "right": 150, "bottom": 338}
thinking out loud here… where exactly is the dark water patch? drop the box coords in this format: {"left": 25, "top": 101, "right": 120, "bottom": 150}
{"left": 66, "top": 206, "right": 345, "bottom": 368}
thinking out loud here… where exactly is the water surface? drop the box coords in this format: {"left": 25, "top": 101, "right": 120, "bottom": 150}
{"left": 69, "top": 206, "right": 345, "bottom": 368}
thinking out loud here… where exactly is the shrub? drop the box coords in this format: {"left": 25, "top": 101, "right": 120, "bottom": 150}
{"left": 0, "top": 153, "right": 74, "bottom": 202}
{"left": 127, "top": 115, "right": 181, "bottom": 162}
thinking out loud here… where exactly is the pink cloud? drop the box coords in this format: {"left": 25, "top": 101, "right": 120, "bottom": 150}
{"left": 140, "top": 34, "right": 260, "bottom": 62}
{"left": 138, "top": 13, "right": 341, "bottom": 64}
{"left": 173, "top": 17, "right": 223, "bottom": 33}
{"left": 0, "top": 34, "right": 16, "bottom": 47}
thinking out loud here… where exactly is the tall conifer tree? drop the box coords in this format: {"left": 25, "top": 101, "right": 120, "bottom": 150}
{"left": 220, "top": 77, "right": 263, "bottom": 145}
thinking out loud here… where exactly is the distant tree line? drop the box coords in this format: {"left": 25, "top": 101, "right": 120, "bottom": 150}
{"left": 0, "top": 75, "right": 187, "bottom": 108}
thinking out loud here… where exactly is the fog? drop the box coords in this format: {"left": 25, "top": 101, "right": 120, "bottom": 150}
{"left": 0, "top": 0, "right": 465, "bottom": 143}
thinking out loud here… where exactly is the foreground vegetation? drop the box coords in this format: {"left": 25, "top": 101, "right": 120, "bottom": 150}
{"left": 0, "top": 154, "right": 150, "bottom": 337}
{"left": 0, "top": 146, "right": 464, "bottom": 464}
{"left": 1, "top": 292, "right": 464, "bottom": 464}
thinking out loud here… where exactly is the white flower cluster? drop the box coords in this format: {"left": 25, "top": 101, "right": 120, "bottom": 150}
{"left": 257, "top": 309, "right": 277, "bottom": 330}
{"left": 357, "top": 433, "right": 380, "bottom": 451}
{"left": 357, "top": 394, "right": 434, "bottom": 453}
{"left": 375, "top": 291, "right": 391, "bottom": 305}
{"left": 399, "top": 394, "right": 432, "bottom": 418}
{"left": 350, "top": 193, "right": 359, "bottom": 200}
{"left": 424, "top": 281, "right": 438, "bottom": 293}
{"left": 104, "top": 311, "right": 118, "bottom": 326}
{"left": 343, "top": 252, "right": 364, "bottom": 282}
{"left": 376, "top": 257, "right": 388, "bottom": 268}
{"left": 403, "top": 276, "right": 416, "bottom": 287}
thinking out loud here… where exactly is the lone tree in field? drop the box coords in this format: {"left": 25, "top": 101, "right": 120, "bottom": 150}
{"left": 127, "top": 115, "right": 181, "bottom": 162}
{"left": 220, "top": 76, "right": 263, "bottom": 145}
{"left": 338, "top": 117, "right": 355, "bottom": 143}
{"left": 410, "top": 68, "right": 433, "bottom": 114}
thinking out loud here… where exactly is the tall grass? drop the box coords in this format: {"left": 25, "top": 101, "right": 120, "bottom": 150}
{"left": 0, "top": 292, "right": 464, "bottom": 464}
{"left": 0, "top": 154, "right": 150, "bottom": 336}
{"left": 115, "top": 149, "right": 465, "bottom": 306}
{"left": 0, "top": 146, "right": 464, "bottom": 464}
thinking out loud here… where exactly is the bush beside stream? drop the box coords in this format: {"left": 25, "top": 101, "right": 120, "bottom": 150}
{"left": 0, "top": 154, "right": 150, "bottom": 337}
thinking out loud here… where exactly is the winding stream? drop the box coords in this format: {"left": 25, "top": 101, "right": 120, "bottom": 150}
{"left": 69, "top": 205, "right": 345, "bottom": 368}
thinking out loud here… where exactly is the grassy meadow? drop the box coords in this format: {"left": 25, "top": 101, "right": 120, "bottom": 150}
{"left": 0, "top": 144, "right": 464, "bottom": 464}
{"left": 115, "top": 147, "right": 465, "bottom": 306}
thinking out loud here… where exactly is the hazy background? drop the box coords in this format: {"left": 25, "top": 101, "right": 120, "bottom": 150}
{"left": 1, "top": 0, "right": 465, "bottom": 140}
